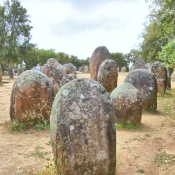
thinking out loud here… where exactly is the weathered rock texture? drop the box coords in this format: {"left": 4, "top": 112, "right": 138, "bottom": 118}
{"left": 97, "top": 59, "right": 118, "bottom": 94}
{"left": 41, "top": 58, "right": 66, "bottom": 94}
{"left": 124, "top": 69, "right": 157, "bottom": 111}
{"left": 18, "top": 68, "right": 24, "bottom": 75}
{"left": 50, "top": 78, "right": 116, "bottom": 175}
{"left": 59, "top": 74, "right": 77, "bottom": 88}
{"left": 90, "top": 46, "right": 111, "bottom": 80}
{"left": 63, "top": 63, "right": 77, "bottom": 76}
{"left": 110, "top": 83, "right": 142, "bottom": 123}
{"left": 79, "top": 65, "right": 89, "bottom": 73}
{"left": 121, "top": 67, "right": 126, "bottom": 72}
{"left": 133, "top": 59, "right": 147, "bottom": 70}
{"left": 10, "top": 70, "right": 55, "bottom": 123}
{"left": 145, "top": 63, "right": 152, "bottom": 72}
{"left": 4, "top": 71, "right": 8, "bottom": 76}
{"left": 151, "top": 61, "right": 166, "bottom": 93}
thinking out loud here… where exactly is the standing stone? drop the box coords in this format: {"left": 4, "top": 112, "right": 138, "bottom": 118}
{"left": 110, "top": 83, "right": 142, "bottom": 123}
{"left": 59, "top": 74, "right": 77, "bottom": 88}
{"left": 4, "top": 71, "right": 8, "bottom": 76}
{"left": 124, "top": 69, "right": 157, "bottom": 111}
{"left": 165, "top": 67, "right": 174, "bottom": 88}
{"left": 133, "top": 59, "right": 147, "bottom": 70}
{"left": 121, "top": 67, "right": 126, "bottom": 72}
{"left": 41, "top": 58, "right": 67, "bottom": 94}
{"left": 83, "top": 65, "right": 89, "bottom": 73}
{"left": 145, "top": 63, "right": 152, "bottom": 72}
{"left": 151, "top": 61, "right": 166, "bottom": 93}
{"left": 90, "top": 46, "right": 111, "bottom": 80}
{"left": 63, "top": 63, "right": 77, "bottom": 76}
{"left": 50, "top": 78, "right": 116, "bottom": 175}
{"left": 18, "top": 68, "right": 24, "bottom": 75}
{"left": 10, "top": 70, "right": 55, "bottom": 123}
{"left": 97, "top": 59, "right": 118, "bottom": 94}
{"left": 0, "top": 65, "right": 2, "bottom": 83}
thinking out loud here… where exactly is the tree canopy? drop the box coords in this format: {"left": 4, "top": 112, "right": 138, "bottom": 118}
{"left": 138, "top": 0, "right": 175, "bottom": 66}
{"left": 0, "top": 0, "right": 32, "bottom": 77}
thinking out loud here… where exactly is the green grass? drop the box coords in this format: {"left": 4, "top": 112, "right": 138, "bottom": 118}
{"left": 115, "top": 122, "right": 140, "bottom": 130}
{"left": 154, "top": 151, "right": 175, "bottom": 167}
{"left": 10, "top": 119, "right": 50, "bottom": 131}
{"left": 10, "top": 120, "right": 30, "bottom": 131}
{"left": 30, "top": 146, "right": 48, "bottom": 159}
{"left": 137, "top": 169, "right": 145, "bottom": 174}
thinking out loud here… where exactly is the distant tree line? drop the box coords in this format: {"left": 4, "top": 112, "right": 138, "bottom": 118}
{"left": 0, "top": 0, "right": 130, "bottom": 76}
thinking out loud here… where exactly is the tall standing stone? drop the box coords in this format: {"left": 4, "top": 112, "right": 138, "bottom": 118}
{"left": 41, "top": 58, "right": 67, "bottom": 94}
{"left": 124, "top": 69, "right": 157, "bottom": 111}
{"left": 110, "top": 83, "right": 142, "bottom": 123}
{"left": 10, "top": 70, "right": 55, "bottom": 123}
{"left": 63, "top": 63, "right": 77, "bottom": 76}
{"left": 90, "top": 46, "right": 111, "bottom": 80}
{"left": 0, "top": 65, "right": 2, "bottom": 83}
{"left": 50, "top": 78, "right": 116, "bottom": 175}
{"left": 97, "top": 59, "right": 118, "bottom": 94}
{"left": 133, "top": 59, "right": 147, "bottom": 70}
{"left": 151, "top": 61, "right": 166, "bottom": 93}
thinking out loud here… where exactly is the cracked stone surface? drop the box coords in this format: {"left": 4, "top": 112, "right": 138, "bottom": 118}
{"left": 50, "top": 78, "right": 116, "bottom": 175}
{"left": 97, "top": 59, "right": 118, "bottom": 94}
{"left": 124, "top": 69, "right": 157, "bottom": 111}
{"left": 10, "top": 70, "right": 55, "bottom": 123}
{"left": 90, "top": 46, "right": 111, "bottom": 81}
{"left": 41, "top": 58, "right": 66, "bottom": 94}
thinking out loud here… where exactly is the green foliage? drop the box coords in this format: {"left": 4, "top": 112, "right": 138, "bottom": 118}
{"left": 125, "top": 49, "right": 141, "bottom": 64}
{"left": 139, "top": 21, "right": 168, "bottom": 62}
{"left": 140, "top": 0, "right": 175, "bottom": 63}
{"left": 115, "top": 122, "right": 140, "bottom": 130}
{"left": 158, "top": 40, "right": 175, "bottom": 68}
{"left": 154, "top": 151, "right": 175, "bottom": 167}
{"left": 110, "top": 52, "right": 129, "bottom": 70}
{"left": 30, "top": 146, "right": 48, "bottom": 159}
{"left": 10, "top": 119, "right": 29, "bottom": 131}
{"left": 34, "top": 119, "right": 50, "bottom": 131}
{"left": 0, "top": 0, "right": 32, "bottom": 77}
{"left": 137, "top": 169, "right": 145, "bottom": 174}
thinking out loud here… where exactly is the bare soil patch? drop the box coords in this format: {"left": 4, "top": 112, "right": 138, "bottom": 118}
{"left": 0, "top": 73, "right": 175, "bottom": 175}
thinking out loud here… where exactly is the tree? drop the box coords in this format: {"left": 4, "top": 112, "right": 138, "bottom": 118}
{"left": 37, "top": 48, "right": 57, "bottom": 66}
{"left": 158, "top": 40, "right": 175, "bottom": 68}
{"left": 139, "top": 21, "right": 168, "bottom": 62}
{"left": 110, "top": 52, "right": 129, "bottom": 70}
{"left": 0, "top": 0, "right": 32, "bottom": 78}
{"left": 146, "top": 0, "right": 175, "bottom": 40}
{"left": 125, "top": 49, "right": 141, "bottom": 65}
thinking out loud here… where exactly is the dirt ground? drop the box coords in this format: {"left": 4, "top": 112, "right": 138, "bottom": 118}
{"left": 0, "top": 73, "right": 175, "bottom": 175}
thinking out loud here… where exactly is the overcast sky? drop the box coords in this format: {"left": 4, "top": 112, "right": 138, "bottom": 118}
{"left": 0, "top": 0, "right": 150, "bottom": 59}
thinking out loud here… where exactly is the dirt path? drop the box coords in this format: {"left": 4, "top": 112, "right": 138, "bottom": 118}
{"left": 0, "top": 73, "right": 175, "bottom": 175}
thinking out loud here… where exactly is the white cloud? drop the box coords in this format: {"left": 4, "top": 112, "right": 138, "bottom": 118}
{"left": 0, "top": 0, "right": 150, "bottom": 59}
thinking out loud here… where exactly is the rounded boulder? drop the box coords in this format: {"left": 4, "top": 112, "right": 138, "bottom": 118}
{"left": 110, "top": 83, "right": 142, "bottom": 123}
{"left": 124, "top": 69, "right": 157, "bottom": 111}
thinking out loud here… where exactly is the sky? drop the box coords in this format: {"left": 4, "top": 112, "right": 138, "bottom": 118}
{"left": 0, "top": 0, "right": 150, "bottom": 60}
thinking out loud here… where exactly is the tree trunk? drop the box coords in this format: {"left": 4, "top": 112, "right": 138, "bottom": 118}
{"left": 8, "top": 60, "right": 13, "bottom": 78}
